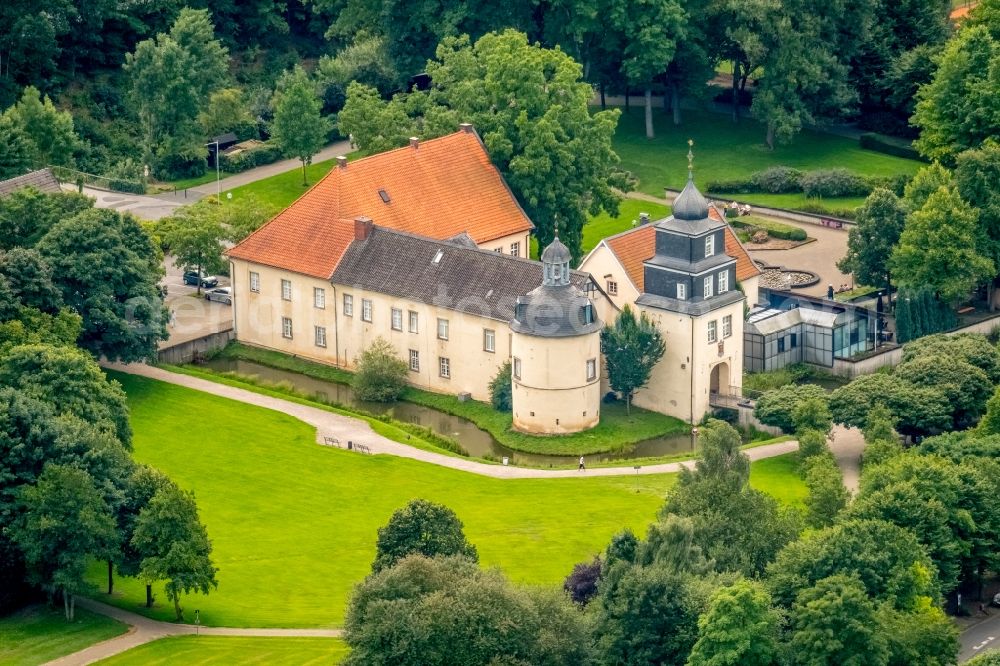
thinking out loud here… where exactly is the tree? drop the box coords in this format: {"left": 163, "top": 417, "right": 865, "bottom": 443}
{"left": 913, "top": 26, "right": 1000, "bottom": 163}
{"left": 338, "top": 30, "right": 631, "bottom": 260}
{"left": 352, "top": 336, "right": 408, "bottom": 402}
{"left": 344, "top": 555, "right": 591, "bottom": 666}
{"left": 709, "top": 0, "right": 782, "bottom": 123}
{"left": 901, "top": 333, "right": 1000, "bottom": 383}
{"left": 684, "top": 419, "right": 749, "bottom": 489}
{"left": 0, "top": 114, "right": 34, "bottom": 178}
{"left": 754, "top": 383, "right": 828, "bottom": 433}
{"left": 564, "top": 557, "right": 602, "bottom": 606}
{"left": 2, "top": 86, "right": 78, "bottom": 168}
{"left": 159, "top": 206, "right": 229, "bottom": 295}
{"left": 488, "top": 360, "right": 512, "bottom": 411}
{"left": 895, "top": 354, "right": 992, "bottom": 430}
{"left": 131, "top": 482, "right": 217, "bottom": 621}
{"left": 38, "top": 207, "right": 168, "bottom": 363}
{"left": 608, "top": 0, "right": 685, "bottom": 138}
{"left": 980, "top": 386, "right": 1000, "bottom": 435}
{"left": 601, "top": 305, "right": 666, "bottom": 413}
{"left": 0, "top": 248, "right": 62, "bottom": 313}
{"left": 687, "top": 579, "right": 782, "bottom": 666}
{"left": 837, "top": 188, "right": 907, "bottom": 295}
{"left": 0, "top": 188, "right": 93, "bottom": 251}
{"left": 198, "top": 88, "right": 256, "bottom": 139}
{"left": 796, "top": 429, "right": 829, "bottom": 465}
{"left": 270, "top": 66, "right": 331, "bottom": 186}
{"left": 956, "top": 143, "right": 1000, "bottom": 307}
{"left": 766, "top": 518, "right": 938, "bottom": 609}
{"left": 11, "top": 464, "right": 117, "bottom": 620}
{"left": 829, "top": 370, "right": 951, "bottom": 437}
{"left": 372, "top": 499, "right": 478, "bottom": 573}
{"left": 112, "top": 465, "right": 171, "bottom": 599}
{"left": 878, "top": 598, "right": 960, "bottom": 666}
{"left": 789, "top": 574, "right": 888, "bottom": 666}
{"left": 803, "top": 454, "right": 848, "bottom": 528}
{"left": 792, "top": 396, "right": 832, "bottom": 434}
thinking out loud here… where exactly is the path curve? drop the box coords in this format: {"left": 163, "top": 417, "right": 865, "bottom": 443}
{"left": 105, "top": 362, "right": 800, "bottom": 478}
{"left": 44, "top": 598, "right": 342, "bottom": 666}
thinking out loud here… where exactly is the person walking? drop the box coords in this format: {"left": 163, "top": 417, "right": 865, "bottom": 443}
{"left": 578, "top": 456, "right": 585, "bottom": 471}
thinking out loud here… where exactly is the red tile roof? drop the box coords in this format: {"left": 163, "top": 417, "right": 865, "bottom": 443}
{"left": 228, "top": 129, "right": 534, "bottom": 278}
{"left": 600, "top": 205, "right": 761, "bottom": 292}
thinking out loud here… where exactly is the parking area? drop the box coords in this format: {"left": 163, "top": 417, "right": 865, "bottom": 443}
{"left": 160, "top": 256, "right": 234, "bottom": 348}
{"left": 745, "top": 219, "right": 852, "bottom": 300}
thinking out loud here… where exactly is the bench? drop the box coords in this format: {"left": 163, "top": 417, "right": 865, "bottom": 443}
{"left": 957, "top": 306, "right": 975, "bottom": 315}
{"left": 323, "top": 436, "right": 341, "bottom": 448}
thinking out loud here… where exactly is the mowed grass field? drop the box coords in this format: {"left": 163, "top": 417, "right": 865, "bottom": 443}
{"left": 89, "top": 372, "right": 805, "bottom": 628}
{"left": 95, "top": 637, "right": 349, "bottom": 665}
{"left": 0, "top": 605, "right": 127, "bottom": 666}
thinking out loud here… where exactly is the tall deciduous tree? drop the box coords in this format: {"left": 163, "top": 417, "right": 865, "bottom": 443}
{"left": 159, "top": 206, "right": 228, "bottom": 294}
{"left": 601, "top": 305, "right": 665, "bottom": 414}
{"left": 131, "top": 482, "right": 217, "bottom": 621}
{"left": 803, "top": 454, "right": 848, "bottom": 528}
{"left": 789, "top": 574, "right": 889, "bottom": 666}
{"left": 829, "top": 372, "right": 951, "bottom": 437}
{"left": 372, "top": 499, "right": 478, "bottom": 573}
{"left": 709, "top": 0, "right": 781, "bottom": 123}
{"left": 0, "top": 115, "right": 32, "bottom": 179}
{"left": 687, "top": 579, "right": 782, "bottom": 666}
{"left": 2, "top": 86, "right": 78, "bottom": 168}
{"left": 837, "top": 188, "right": 907, "bottom": 294}
{"left": 11, "top": 464, "right": 117, "bottom": 620}
{"left": 956, "top": 143, "right": 1000, "bottom": 307}
{"left": 270, "top": 66, "right": 331, "bottom": 186}
{"left": 891, "top": 186, "right": 994, "bottom": 303}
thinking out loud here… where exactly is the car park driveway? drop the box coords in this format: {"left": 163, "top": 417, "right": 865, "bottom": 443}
{"left": 161, "top": 255, "right": 234, "bottom": 347}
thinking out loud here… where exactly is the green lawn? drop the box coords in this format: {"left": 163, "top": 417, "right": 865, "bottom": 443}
{"left": 96, "top": 637, "right": 348, "bottom": 665}
{"left": 88, "top": 373, "right": 804, "bottom": 628}
{"left": 583, "top": 199, "right": 671, "bottom": 253}
{"left": 613, "top": 110, "right": 920, "bottom": 212}
{"left": 227, "top": 152, "right": 361, "bottom": 210}
{"left": 0, "top": 604, "right": 128, "bottom": 666}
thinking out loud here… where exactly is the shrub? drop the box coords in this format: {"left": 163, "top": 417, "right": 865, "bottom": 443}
{"left": 488, "top": 361, "right": 512, "bottom": 411}
{"left": 155, "top": 153, "right": 206, "bottom": 180}
{"left": 796, "top": 202, "right": 859, "bottom": 220}
{"left": 801, "top": 168, "right": 871, "bottom": 198}
{"left": 219, "top": 143, "right": 283, "bottom": 173}
{"left": 750, "top": 166, "right": 803, "bottom": 193}
{"left": 755, "top": 383, "right": 829, "bottom": 433}
{"left": 803, "top": 452, "right": 848, "bottom": 527}
{"left": 730, "top": 216, "right": 807, "bottom": 241}
{"left": 707, "top": 178, "right": 754, "bottom": 193}
{"left": 352, "top": 336, "right": 408, "bottom": 402}
{"left": 862, "top": 438, "right": 903, "bottom": 468}
{"left": 859, "top": 133, "right": 926, "bottom": 162}
{"left": 797, "top": 429, "right": 830, "bottom": 466}
{"left": 564, "top": 557, "right": 602, "bottom": 606}
{"left": 372, "top": 499, "right": 478, "bottom": 572}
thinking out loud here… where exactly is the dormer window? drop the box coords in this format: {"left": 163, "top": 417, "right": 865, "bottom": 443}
{"left": 705, "top": 235, "right": 715, "bottom": 257}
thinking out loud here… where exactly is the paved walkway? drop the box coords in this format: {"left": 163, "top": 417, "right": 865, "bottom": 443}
{"left": 45, "top": 598, "right": 342, "bottom": 666}
{"left": 830, "top": 425, "right": 864, "bottom": 493}
{"left": 105, "top": 362, "right": 800, "bottom": 478}
{"left": 69, "top": 185, "right": 184, "bottom": 221}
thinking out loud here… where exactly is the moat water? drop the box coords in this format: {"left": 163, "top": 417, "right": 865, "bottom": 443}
{"left": 201, "top": 358, "right": 696, "bottom": 466}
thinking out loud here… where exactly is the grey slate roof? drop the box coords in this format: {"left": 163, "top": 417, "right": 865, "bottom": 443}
{"left": 636, "top": 289, "right": 744, "bottom": 316}
{"left": 645, "top": 252, "right": 736, "bottom": 275}
{"left": 672, "top": 177, "right": 710, "bottom": 221}
{"left": 0, "top": 169, "right": 61, "bottom": 198}
{"left": 510, "top": 284, "right": 603, "bottom": 337}
{"left": 331, "top": 226, "right": 595, "bottom": 322}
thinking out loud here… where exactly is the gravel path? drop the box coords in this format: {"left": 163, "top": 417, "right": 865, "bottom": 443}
{"left": 104, "top": 362, "right": 801, "bottom": 478}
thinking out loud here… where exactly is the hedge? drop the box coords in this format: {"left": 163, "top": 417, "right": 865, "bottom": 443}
{"left": 220, "top": 143, "right": 284, "bottom": 173}
{"left": 859, "top": 133, "right": 927, "bottom": 162}
{"left": 730, "top": 215, "right": 808, "bottom": 241}
{"left": 707, "top": 165, "right": 909, "bottom": 203}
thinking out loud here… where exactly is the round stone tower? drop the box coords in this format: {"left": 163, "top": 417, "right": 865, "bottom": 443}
{"left": 509, "top": 237, "right": 603, "bottom": 434}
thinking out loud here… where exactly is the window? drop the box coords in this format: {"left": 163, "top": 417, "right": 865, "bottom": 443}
{"left": 718, "top": 270, "right": 729, "bottom": 294}
{"left": 281, "top": 317, "right": 293, "bottom": 339}
{"left": 391, "top": 308, "right": 402, "bottom": 331}
{"left": 704, "top": 275, "right": 714, "bottom": 298}
{"left": 408, "top": 311, "right": 419, "bottom": 333}
{"left": 583, "top": 303, "right": 594, "bottom": 324}
{"left": 249, "top": 271, "right": 260, "bottom": 293}
{"left": 607, "top": 280, "right": 618, "bottom": 296}
{"left": 281, "top": 279, "right": 292, "bottom": 301}
{"left": 778, "top": 337, "right": 786, "bottom": 353}
{"left": 586, "top": 358, "right": 597, "bottom": 381}
{"left": 483, "top": 329, "right": 495, "bottom": 353}
{"left": 513, "top": 357, "right": 522, "bottom": 380}
{"left": 409, "top": 349, "right": 419, "bottom": 371}
{"left": 437, "top": 318, "right": 449, "bottom": 340}
{"left": 361, "top": 298, "right": 372, "bottom": 322}
{"left": 313, "top": 287, "right": 325, "bottom": 309}
{"left": 676, "top": 282, "right": 687, "bottom": 300}
{"left": 343, "top": 293, "right": 354, "bottom": 316}
{"left": 493, "top": 247, "right": 502, "bottom": 253}
{"left": 723, "top": 314, "right": 732, "bottom": 339}
{"left": 439, "top": 357, "right": 451, "bottom": 378}
{"left": 707, "top": 320, "right": 717, "bottom": 343}
{"left": 790, "top": 332, "right": 798, "bottom": 348}
{"left": 510, "top": 242, "right": 520, "bottom": 256}
{"left": 705, "top": 235, "right": 715, "bottom": 257}
{"left": 314, "top": 326, "right": 327, "bottom": 347}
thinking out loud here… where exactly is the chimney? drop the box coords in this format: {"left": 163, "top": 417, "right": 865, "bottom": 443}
{"left": 639, "top": 212, "right": 650, "bottom": 225}
{"left": 409, "top": 137, "right": 420, "bottom": 149}
{"left": 336, "top": 156, "right": 348, "bottom": 169}
{"left": 354, "top": 216, "right": 373, "bottom": 241}
{"left": 459, "top": 123, "right": 474, "bottom": 134}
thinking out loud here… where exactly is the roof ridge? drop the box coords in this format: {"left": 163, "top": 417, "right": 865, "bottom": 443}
{"left": 338, "top": 130, "right": 472, "bottom": 168}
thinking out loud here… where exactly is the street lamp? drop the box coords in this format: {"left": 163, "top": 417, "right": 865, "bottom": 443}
{"left": 205, "top": 141, "right": 221, "bottom": 202}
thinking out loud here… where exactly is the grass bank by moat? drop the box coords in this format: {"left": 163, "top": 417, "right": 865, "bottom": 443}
{"left": 197, "top": 343, "right": 690, "bottom": 456}
{"left": 87, "top": 373, "right": 805, "bottom": 628}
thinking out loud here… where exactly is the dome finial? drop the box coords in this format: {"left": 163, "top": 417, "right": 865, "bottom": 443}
{"left": 687, "top": 138, "right": 694, "bottom": 181}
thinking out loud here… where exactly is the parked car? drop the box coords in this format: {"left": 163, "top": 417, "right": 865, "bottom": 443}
{"left": 204, "top": 287, "right": 232, "bottom": 305}
{"left": 183, "top": 270, "right": 218, "bottom": 288}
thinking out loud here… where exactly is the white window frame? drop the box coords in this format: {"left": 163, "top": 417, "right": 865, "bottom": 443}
{"left": 676, "top": 282, "right": 687, "bottom": 300}
{"left": 513, "top": 357, "right": 522, "bottom": 380}
{"left": 281, "top": 317, "right": 293, "bottom": 339}
{"left": 314, "top": 325, "right": 327, "bottom": 347}
{"left": 313, "top": 287, "right": 325, "bottom": 309}
{"left": 586, "top": 358, "right": 597, "bottom": 381}
{"left": 408, "top": 311, "right": 419, "bottom": 333}
{"left": 510, "top": 242, "right": 520, "bottom": 256}
{"left": 343, "top": 293, "right": 353, "bottom": 316}
{"left": 439, "top": 357, "right": 451, "bottom": 378}
{"left": 249, "top": 271, "right": 260, "bottom": 293}
{"left": 704, "top": 276, "right": 714, "bottom": 298}
{"left": 708, "top": 319, "right": 718, "bottom": 343}
{"left": 607, "top": 280, "right": 618, "bottom": 296}
{"left": 409, "top": 349, "right": 419, "bottom": 372}
{"left": 718, "top": 270, "right": 729, "bottom": 294}
{"left": 723, "top": 314, "right": 732, "bottom": 339}
{"left": 281, "top": 279, "right": 292, "bottom": 301}
{"left": 705, "top": 235, "right": 715, "bottom": 258}
{"left": 391, "top": 308, "right": 403, "bottom": 331}
{"left": 361, "top": 298, "right": 372, "bottom": 322}
{"left": 437, "top": 318, "right": 449, "bottom": 340}
{"left": 483, "top": 329, "right": 496, "bottom": 353}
